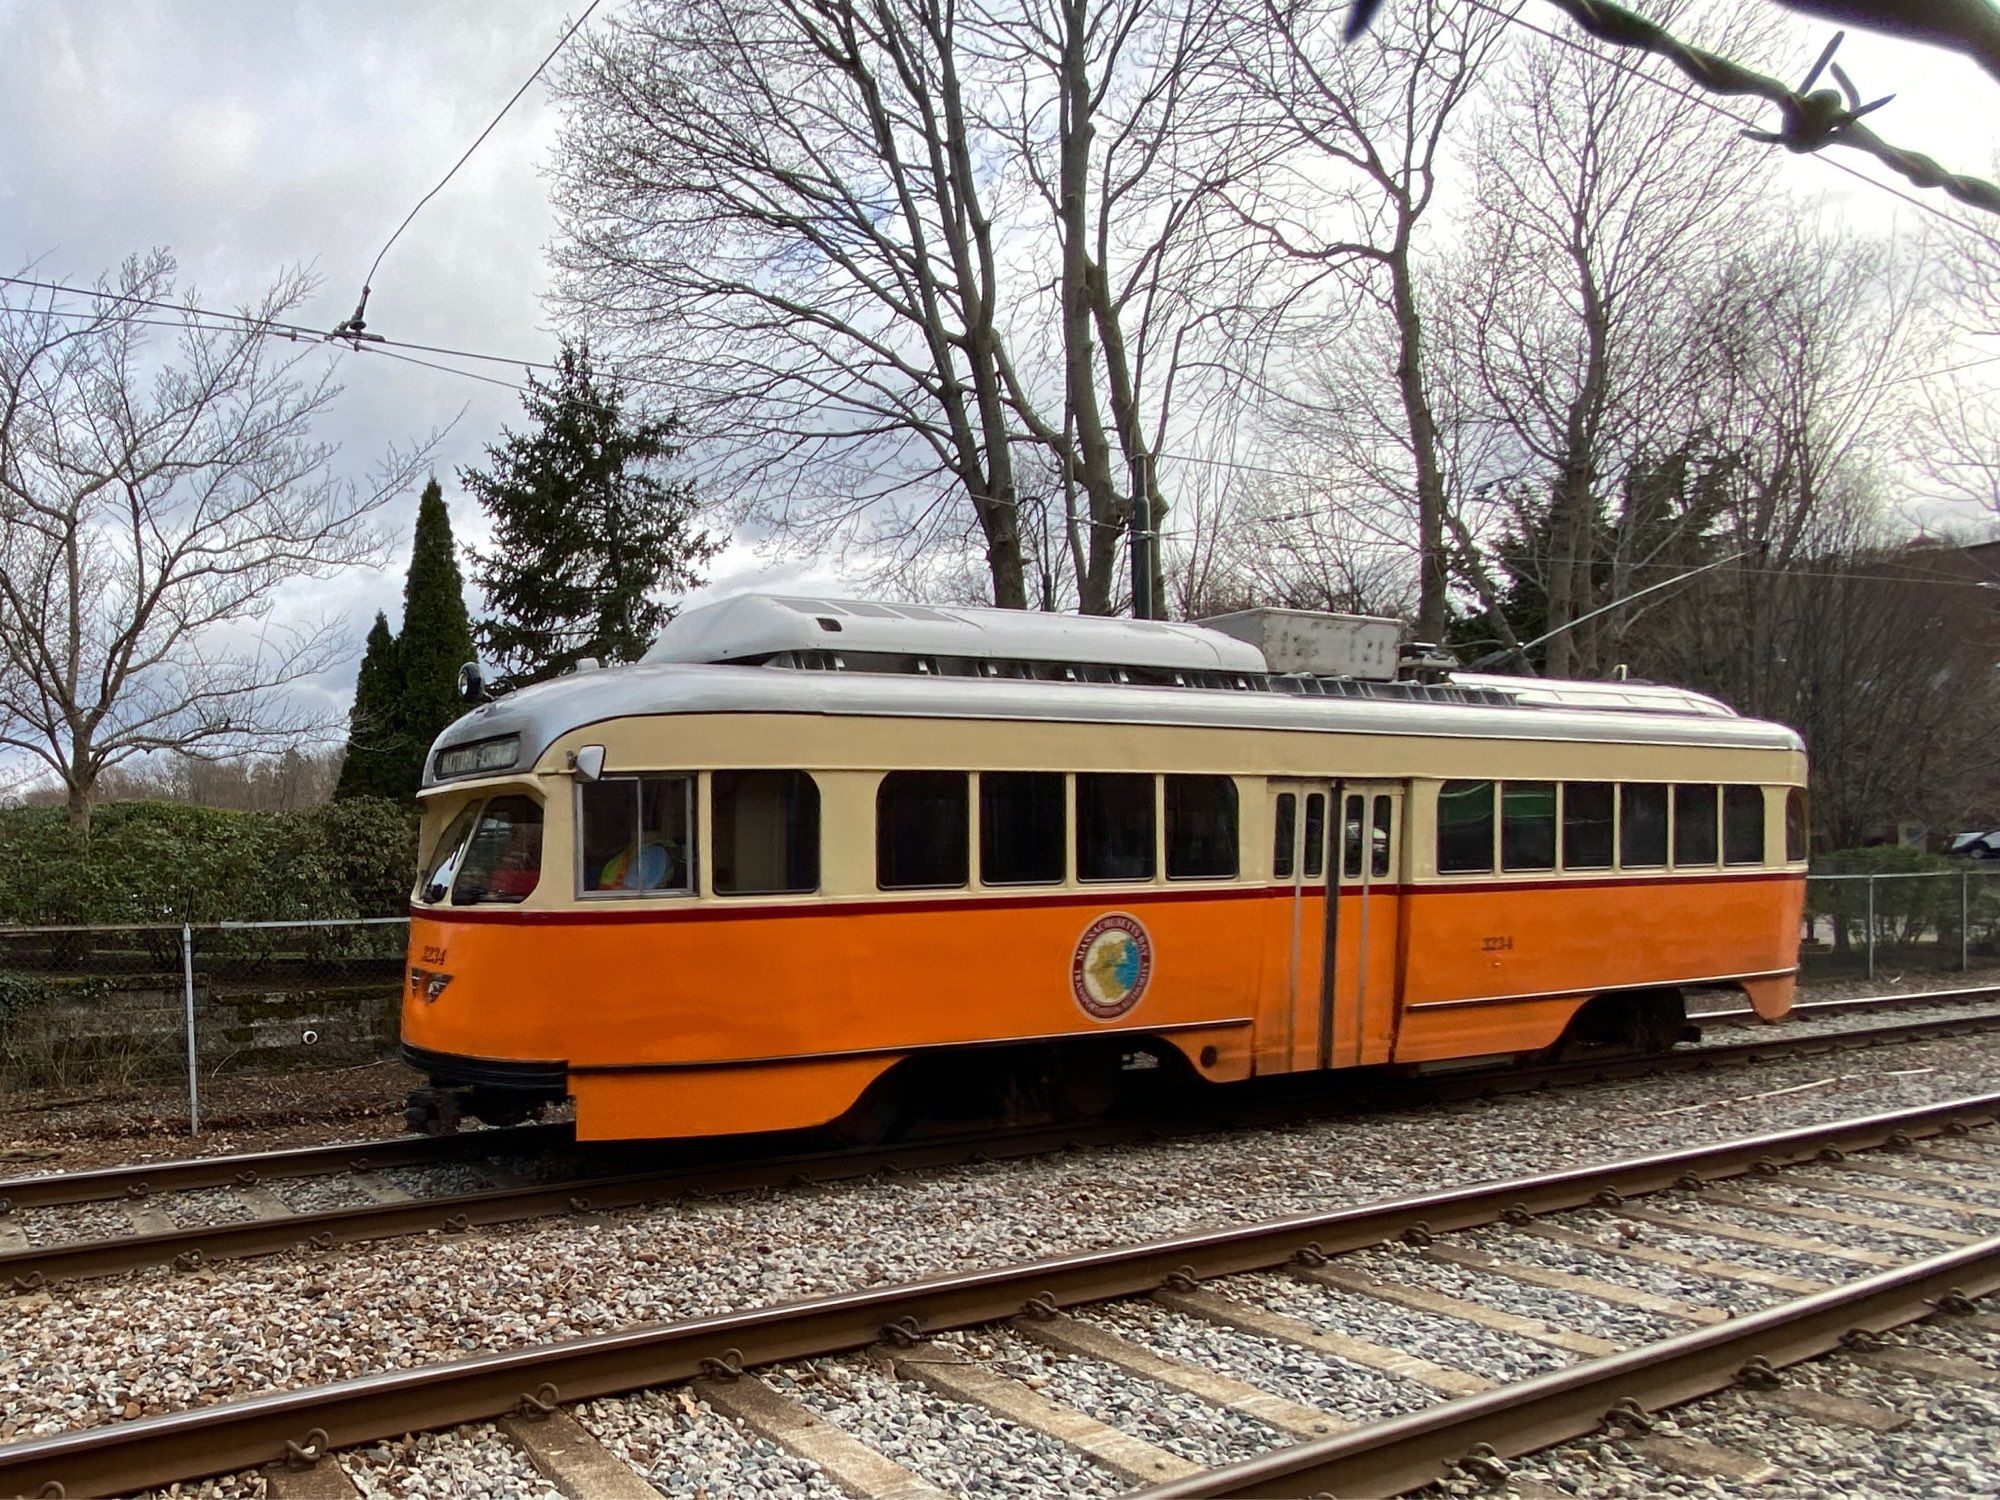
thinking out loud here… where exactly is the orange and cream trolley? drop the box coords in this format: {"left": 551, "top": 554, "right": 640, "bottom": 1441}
{"left": 401, "top": 595, "right": 1806, "bottom": 1141}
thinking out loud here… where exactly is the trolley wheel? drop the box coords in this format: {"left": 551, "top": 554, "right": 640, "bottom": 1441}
{"left": 404, "top": 1088, "right": 463, "bottom": 1136}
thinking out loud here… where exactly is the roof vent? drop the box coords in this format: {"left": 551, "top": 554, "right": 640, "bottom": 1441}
{"left": 644, "top": 593, "right": 1269, "bottom": 675}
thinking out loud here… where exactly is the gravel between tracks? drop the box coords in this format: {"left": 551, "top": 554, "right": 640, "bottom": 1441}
{"left": 1222, "top": 1270, "right": 1567, "bottom": 1382}
{"left": 935, "top": 1323, "right": 1280, "bottom": 1467}
{"left": 1083, "top": 1298, "right": 1435, "bottom": 1421}
{"left": 575, "top": 1386, "right": 843, "bottom": 1499}
{"left": 5, "top": 1030, "right": 1999, "bottom": 1451}
{"left": 342, "top": 1424, "right": 562, "bottom": 1499}
{"left": 1481, "top": 1319, "right": 2000, "bottom": 1498}
{"left": 772, "top": 1354, "right": 1125, "bottom": 1499}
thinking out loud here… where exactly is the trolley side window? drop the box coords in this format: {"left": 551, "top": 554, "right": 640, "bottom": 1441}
{"left": 878, "top": 771, "right": 969, "bottom": 889}
{"left": 1620, "top": 784, "right": 1669, "bottom": 868}
{"left": 1302, "top": 792, "right": 1326, "bottom": 878}
{"left": 450, "top": 794, "right": 544, "bottom": 905}
{"left": 1785, "top": 788, "right": 1808, "bottom": 862}
{"left": 1342, "top": 793, "right": 1365, "bottom": 879}
{"left": 1562, "top": 782, "right": 1614, "bottom": 870}
{"left": 580, "top": 776, "right": 695, "bottom": 895}
{"left": 1273, "top": 792, "right": 1297, "bottom": 879}
{"left": 1723, "top": 786, "right": 1765, "bottom": 866}
{"left": 1166, "top": 775, "right": 1238, "bottom": 880}
{"left": 1077, "top": 772, "right": 1156, "bottom": 882}
{"left": 713, "top": 770, "right": 820, "bottom": 895}
{"left": 418, "top": 801, "right": 483, "bottom": 903}
{"left": 1501, "top": 781, "right": 1556, "bottom": 873}
{"left": 980, "top": 772, "right": 1065, "bottom": 885}
{"left": 1673, "top": 784, "right": 1719, "bottom": 866}
{"left": 1436, "top": 780, "right": 1495, "bottom": 874}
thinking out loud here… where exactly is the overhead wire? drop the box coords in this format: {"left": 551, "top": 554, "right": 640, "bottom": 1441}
{"left": 336, "top": 0, "right": 606, "bottom": 337}
{"left": 5, "top": 0, "right": 1995, "bottom": 600}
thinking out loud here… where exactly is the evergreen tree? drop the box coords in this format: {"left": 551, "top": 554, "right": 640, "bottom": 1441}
{"left": 464, "top": 343, "right": 719, "bottom": 689}
{"left": 332, "top": 612, "right": 403, "bottom": 800}
{"left": 392, "top": 479, "right": 476, "bottom": 797}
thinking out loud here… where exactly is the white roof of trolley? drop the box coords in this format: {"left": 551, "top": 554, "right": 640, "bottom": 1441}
{"left": 643, "top": 593, "right": 1268, "bottom": 675}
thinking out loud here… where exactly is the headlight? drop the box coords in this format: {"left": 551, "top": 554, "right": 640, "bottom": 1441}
{"left": 435, "top": 735, "right": 520, "bottom": 778}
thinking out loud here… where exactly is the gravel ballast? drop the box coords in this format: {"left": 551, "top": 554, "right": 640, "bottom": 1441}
{"left": 1084, "top": 1299, "right": 1434, "bottom": 1421}
{"left": 5, "top": 1031, "right": 1999, "bottom": 1448}
{"left": 1487, "top": 1318, "right": 2000, "bottom": 1498}
{"left": 771, "top": 1354, "right": 1125, "bottom": 1499}
{"left": 342, "top": 1423, "right": 562, "bottom": 1500}
{"left": 934, "top": 1324, "right": 1280, "bottom": 1467}
{"left": 576, "top": 1386, "right": 843, "bottom": 1499}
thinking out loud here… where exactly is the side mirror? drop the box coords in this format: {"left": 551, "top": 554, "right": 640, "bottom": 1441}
{"left": 456, "top": 662, "right": 492, "bottom": 705}
{"left": 570, "top": 744, "right": 607, "bottom": 782}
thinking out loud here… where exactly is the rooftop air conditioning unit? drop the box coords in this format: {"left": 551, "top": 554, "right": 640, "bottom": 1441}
{"left": 1198, "top": 608, "right": 1404, "bottom": 682}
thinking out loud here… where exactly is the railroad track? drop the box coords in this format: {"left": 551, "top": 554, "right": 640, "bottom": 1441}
{"left": 2, "top": 1092, "right": 1995, "bottom": 1497}
{"left": 6, "top": 1007, "right": 2000, "bottom": 1293}
{"left": 9, "top": 981, "right": 1986, "bottom": 1214}
{"left": 1699, "top": 981, "right": 2000, "bottom": 1026}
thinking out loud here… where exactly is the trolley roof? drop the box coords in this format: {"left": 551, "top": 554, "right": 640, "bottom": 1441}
{"left": 642, "top": 593, "right": 1269, "bottom": 673}
{"left": 424, "top": 596, "right": 1802, "bottom": 787}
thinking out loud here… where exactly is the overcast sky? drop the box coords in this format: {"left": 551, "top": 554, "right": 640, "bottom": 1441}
{"left": 2, "top": 0, "right": 1996, "bottom": 722}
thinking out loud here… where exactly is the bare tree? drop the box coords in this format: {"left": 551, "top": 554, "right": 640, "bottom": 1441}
{"left": 554, "top": 0, "right": 1251, "bottom": 615}
{"left": 0, "top": 254, "right": 430, "bottom": 835}
{"left": 1911, "top": 209, "right": 2000, "bottom": 516}
{"left": 1452, "top": 5, "right": 1775, "bottom": 677}
{"left": 1215, "top": 0, "right": 1511, "bottom": 643}
{"left": 554, "top": 0, "right": 1038, "bottom": 605}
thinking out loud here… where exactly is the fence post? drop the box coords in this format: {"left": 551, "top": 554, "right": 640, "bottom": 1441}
{"left": 180, "top": 922, "right": 200, "bottom": 1136}
{"left": 1964, "top": 871, "right": 1972, "bottom": 973}
{"left": 1865, "top": 874, "right": 1876, "bottom": 982}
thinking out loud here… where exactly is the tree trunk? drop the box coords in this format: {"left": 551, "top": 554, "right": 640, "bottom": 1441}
{"left": 1056, "top": 0, "right": 1128, "bottom": 616}
{"left": 1389, "top": 248, "right": 1449, "bottom": 645}
{"left": 64, "top": 780, "right": 91, "bottom": 844}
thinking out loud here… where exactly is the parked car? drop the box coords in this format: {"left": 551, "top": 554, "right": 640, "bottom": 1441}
{"left": 1947, "top": 831, "right": 2000, "bottom": 859}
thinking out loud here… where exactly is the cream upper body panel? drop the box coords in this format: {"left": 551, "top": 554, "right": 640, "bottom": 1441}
{"left": 421, "top": 660, "right": 1804, "bottom": 794}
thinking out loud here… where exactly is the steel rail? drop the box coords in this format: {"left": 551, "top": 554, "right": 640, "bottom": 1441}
{"left": 6, "top": 1010, "right": 1998, "bottom": 1291}
{"left": 0, "top": 1121, "right": 575, "bottom": 1212}
{"left": 1134, "top": 1235, "right": 2000, "bottom": 1499}
{"left": 0, "top": 1118, "right": 1118, "bottom": 1289}
{"left": 1699, "top": 983, "right": 2000, "bottom": 1026}
{"left": 6, "top": 986, "right": 1986, "bottom": 1216}
{"left": 0, "top": 1091, "right": 1993, "bottom": 1498}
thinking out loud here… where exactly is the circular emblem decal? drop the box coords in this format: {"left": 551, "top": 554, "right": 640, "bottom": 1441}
{"left": 1071, "top": 913, "right": 1153, "bottom": 1020}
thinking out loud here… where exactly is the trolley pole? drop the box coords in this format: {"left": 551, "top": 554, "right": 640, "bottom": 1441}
{"left": 180, "top": 922, "right": 200, "bottom": 1136}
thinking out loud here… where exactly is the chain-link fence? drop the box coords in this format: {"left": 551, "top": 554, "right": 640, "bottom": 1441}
{"left": 0, "top": 917, "right": 407, "bottom": 1132}
{"left": 1803, "top": 869, "right": 2000, "bottom": 984}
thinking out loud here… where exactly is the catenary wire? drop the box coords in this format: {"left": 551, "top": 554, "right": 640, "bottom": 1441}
{"left": 351, "top": 0, "right": 605, "bottom": 311}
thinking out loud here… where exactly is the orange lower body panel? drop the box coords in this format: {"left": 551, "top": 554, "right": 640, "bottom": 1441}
{"left": 403, "top": 873, "right": 1802, "bottom": 1140}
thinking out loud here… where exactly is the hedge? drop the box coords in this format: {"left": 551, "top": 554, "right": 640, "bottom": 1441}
{"left": 0, "top": 798, "right": 418, "bottom": 928}
{"left": 1807, "top": 844, "right": 2000, "bottom": 953}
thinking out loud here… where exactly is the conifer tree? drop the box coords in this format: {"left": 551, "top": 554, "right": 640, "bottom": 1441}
{"left": 393, "top": 478, "right": 477, "bottom": 795}
{"left": 464, "top": 343, "right": 718, "bottom": 689}
{"left": 332, "top": 611, "right": 402, "bottom": 800}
